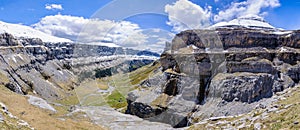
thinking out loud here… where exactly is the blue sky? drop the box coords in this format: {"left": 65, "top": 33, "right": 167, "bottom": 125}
{"left": 0, "top": 0, "right": 299, "bottom": 52}
{"left": 0, "top": 0, "right": 299, "bottom": 30}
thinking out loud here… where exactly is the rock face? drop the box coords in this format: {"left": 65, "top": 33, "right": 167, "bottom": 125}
{"left": 126, "top": 28, "right": 300, "bottom": 127}
{"left": 208, "top": 73, "right": 274, "bottom": 103}
{"left": 286, "top": 64, "right": 300, "bottom": 83}
{"left": 0, "top": 32, "right": 157, "bottom": 101}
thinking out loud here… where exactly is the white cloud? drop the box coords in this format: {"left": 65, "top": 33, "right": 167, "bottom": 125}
{"left": 32, "top": 15, "right": 173, "bottom": 53}
{"left": 45, "top": 4, "right": 63, "bottom": 10}
{"left": 33, "top": 14, "right": 146, "bottom": 45}
{"left": 214, "top": 0, "right": 280, "bottom": 22}
{"left": 165, "top": 0, "right": 212, "bottom": 32}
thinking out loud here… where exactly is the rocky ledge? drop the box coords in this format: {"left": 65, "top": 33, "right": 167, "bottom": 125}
{"left": 125, "top": 28, "right": 300, "bottom": 128}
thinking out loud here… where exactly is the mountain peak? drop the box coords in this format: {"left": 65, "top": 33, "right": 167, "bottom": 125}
{"left": 211, "top": 15, "right": 276, "bottom": 30}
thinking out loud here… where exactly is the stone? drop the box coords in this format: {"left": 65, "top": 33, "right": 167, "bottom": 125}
{"left": 0, "top": 102, "right": 8, "bottom": 113}
{"left": 254, "top": 123, "right": 262, "bottom": 130}
{"left": 27, "top": 95, "right": 56, "bottom": 112}
{"left": 0, "top": 113, "right": 4, "bottom": 122}
{"left": 78, "top": 106, "right": 173, "bottom": 130}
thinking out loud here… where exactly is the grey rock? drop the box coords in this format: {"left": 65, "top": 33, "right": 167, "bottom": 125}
{"left": 27, "top": 95, "right": 56, "bottom": 112}
{"left": 0, "top": 33, "right": 20, "bottom": 46}
{"left": 286, "top": 63, "right": 300, "bottom": 83}
{"left": 208, "top": 72, "right": 274, "bottom": 103}
{"left": 273, "top": 74, "right": 295, "bottom": 93}
{"left": 227, "top": 59, "right": 277, "bottom": 74}
{"left": 267, "top": 107, "right": 278, "bottom": 113}
{"left": 127, "top": 72, "right": 199, "bottom": 127}
{"left": 0, "top": 113, "right": 3, "bottom": 122}
{"left": 0, "top": 102, "right": 8, "bottom": 113}
{"left": 254, "top": 123, "right": 262, "bottom": 130}
{"left": 78, "top": 106, "right": 173, "bottom": 130}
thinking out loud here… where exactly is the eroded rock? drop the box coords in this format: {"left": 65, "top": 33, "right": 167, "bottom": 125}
{"left": 208, "top": 72, "right": 274, "bottom": 103}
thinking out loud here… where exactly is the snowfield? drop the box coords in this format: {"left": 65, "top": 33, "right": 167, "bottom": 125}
{"left": 0, "top": 21, "right": 72, "bottom": 43}
{"left": 211, "top": 15, "right": 275, "bottom": 30}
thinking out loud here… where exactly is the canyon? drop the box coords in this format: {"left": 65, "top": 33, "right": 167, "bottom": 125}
{"left": 0, "top": 15, "right": 300, "bottom": 129}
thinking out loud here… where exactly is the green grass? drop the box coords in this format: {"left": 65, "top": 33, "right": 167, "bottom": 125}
{"left": 54, "top": 62, "right": 161, "bottom": 111}
{"left": 106, "top": 90, "right": 127, "bottom": 109}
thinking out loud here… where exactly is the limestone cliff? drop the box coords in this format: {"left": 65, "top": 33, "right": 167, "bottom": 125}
{"left": 126, "top": 28, "right": 300, "bottom": 127}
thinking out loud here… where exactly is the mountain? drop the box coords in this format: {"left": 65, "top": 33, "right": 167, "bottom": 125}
{"left": 1, "top": 17, "right": 300, "bottom": 130}
{"left": 0, "top": 21, "right": 71, "bottom": 43}
{"left": 0, "top": 32, "right": 166, "bottom": 129}
{"left": 136, "top": 50, "right": 161, "bottom": 57}
{"left": 210, "top": 14, "right": 276, "bottom": 30}
{"left": 125, "top": 17, "right": 300, "bottom": 128}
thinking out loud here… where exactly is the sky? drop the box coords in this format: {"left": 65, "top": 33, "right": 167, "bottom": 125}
{"left": 0, "top": 0, "right": 299, "bottom": 52}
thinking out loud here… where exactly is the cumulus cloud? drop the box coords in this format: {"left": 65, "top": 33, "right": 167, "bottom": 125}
{"left": 45, "top": 4, "right": 63, "bottom": 10}
{"left": 33, "top": 14, "right": 146, "bottom": 44}
{"left": 165, "top": 0, "right": 212, "bottom": 32}
{"left": 214, "top": 0, "right": 280, "bottom": 22}
{"left": 33, "top": 15, "right": 173, "bottom": 52}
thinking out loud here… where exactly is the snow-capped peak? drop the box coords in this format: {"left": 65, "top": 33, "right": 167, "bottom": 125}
{"left": 0, "top": 21, "right": 72, "bottom": 43}
{"left": 210, "top": 15, "right": 275, "bottom": 30}
{"left": 238, "top": 14, "right": 266, "bottom": 22}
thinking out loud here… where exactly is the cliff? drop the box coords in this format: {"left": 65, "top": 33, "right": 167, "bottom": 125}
{"left": 126, "top": 28, "right": 300, "bottom": 127}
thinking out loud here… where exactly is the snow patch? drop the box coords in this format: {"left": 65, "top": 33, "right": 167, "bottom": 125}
{"left": 211, "top": 15, "right": 275, "bottom": 30}
{"left": 279, "top": 47, "right": 288, "bottom": 52}
{"left": 81, "top": 42, "right": 120, "bottom": 48}
{"left": 0, "top": 21, "right": 71, "bottom": 43}
{"left": 273, "top": 31, "right": 292, "bottom": 35}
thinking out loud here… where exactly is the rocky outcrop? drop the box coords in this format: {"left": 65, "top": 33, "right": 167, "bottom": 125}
{"left": 126, "top": 28, "right": 300, "bottom": 128}
{"left": 0, "top": 33, "right": 20, "bottom": 46}
{"left": 171, "top": 29, "right": 300, "bottom": 50}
